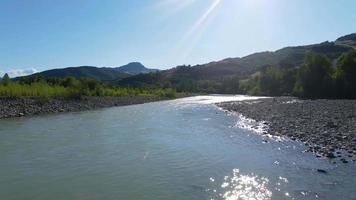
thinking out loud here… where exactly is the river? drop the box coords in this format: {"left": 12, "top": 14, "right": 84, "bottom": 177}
{"left": 0, "top": 95, "right": 355, "bottom": 200}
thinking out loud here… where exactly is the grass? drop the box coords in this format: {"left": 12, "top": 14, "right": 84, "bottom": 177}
{"left": 0, "top": 82, "right": 176, "bottom": 98}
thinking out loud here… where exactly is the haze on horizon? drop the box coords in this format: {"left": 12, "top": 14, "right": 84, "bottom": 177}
{"left": 0, "top": 0, "right": 355, "bottom": 77}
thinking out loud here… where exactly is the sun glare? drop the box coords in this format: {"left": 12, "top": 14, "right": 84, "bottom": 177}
{"left": 169, "top": 0, "right": 223, "bottom": 64}
{"left": 182, "top": 0, "right": 222, "bottom": 42}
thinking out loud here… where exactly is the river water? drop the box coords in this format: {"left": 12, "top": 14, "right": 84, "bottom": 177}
{"left": 0, "top": 95, "right": 355, "bottom": 200}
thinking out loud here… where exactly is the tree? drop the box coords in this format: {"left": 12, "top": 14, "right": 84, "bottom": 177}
{"left": 220, "top": 75, "right": 241, "bottom": 94}
{"left": 259, "top": 66, "right": 283, "bottom": 96}
{"left": 2, "top": 73, "right": 11, "bottom": 86}
{"left": 278, "top": 61, "right": 297, "bottom": 96}
{"left": 293, "top": 52, "right": 334, "bottom": 98}
{"left": 62, "top": 77, "right": 77, "bottom": 87}
{"left": 239, "top": 77, "right": 260, "bottom": 95}
{"left": 18, "top": 74, "right": 44, "bottom": 84}
{"left": 334, "top": 50, "right": 356, "bottom": 98}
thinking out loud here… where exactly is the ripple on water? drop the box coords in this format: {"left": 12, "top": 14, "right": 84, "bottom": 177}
{"left": 209, "top": 169, "right": 272, "bottom": 200}
{"left": 1, "top": 95, "right": 356, "bottom": 200}
{"left": 233, "top": 114, "right": 268, "bottom": 134}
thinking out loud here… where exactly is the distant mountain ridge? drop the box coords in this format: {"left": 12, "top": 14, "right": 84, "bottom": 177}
{"left": 113, "top": 62, "right": 158, "bottom": 74}
{"left": 32, "top": 66, "right": 129, "bottom": 82}
{"left": 19, "top": 62, "right": 158, "bottom": 82}
{"left": 118, "top": 33, "right": 356, "bottom": 87}
{"left": 335, "top": 33, "right": 356, "bottom": 48}
{"left": 15, "top": 33, "right": 356, "bottom": 86}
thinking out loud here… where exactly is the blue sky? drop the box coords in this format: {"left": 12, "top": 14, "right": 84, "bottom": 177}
{"left": 0, "top": 0, "right": 355, "bottom": 77}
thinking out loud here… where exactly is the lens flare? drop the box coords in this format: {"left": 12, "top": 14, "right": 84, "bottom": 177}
{"left": 154, "top": 0, "right": 196, "bottom": 14}
{"left": 182, "top": 0, "right": 222, "bottom": 42}
{"left": 173, "top": 0, "right": 222, "bottom": 64}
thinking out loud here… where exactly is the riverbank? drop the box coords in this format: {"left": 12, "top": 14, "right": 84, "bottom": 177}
{"left": 0, "top": 96, "right": 169, "bottom": 119}
{"left": 217, "top": 97, "right": 356, "bottom": 162}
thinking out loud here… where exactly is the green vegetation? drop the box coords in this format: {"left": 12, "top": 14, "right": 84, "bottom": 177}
{"left": 117, "top": 50, "right": 356, "bottom": 99}
{"left": 258, "top": 64, "right": 297, "bottom": 96}
{"left": 334, "top": 50, "right": 356, "bottom": 98}
{"left": 239, "top": 78, "right": 260, "bottom": 95}
{"left": 0, "top": 75, "right": 176, "bottom": 98}
{"left": 293, "top": 52, "right": 334, "bottom": 98}
{"left": 240, "top": 50, "right": 356, "bottom": 99}
{"left": 1, "top": 73, "right": 10, "bottom": 86}
{"left": 116, "top": 33, "right": 356, "bottom": 99}
{"left": 2, "top": 33, "right": 355, "bottom": 100}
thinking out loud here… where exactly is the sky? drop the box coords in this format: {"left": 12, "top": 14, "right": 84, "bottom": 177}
{"left": 0, "top": 0, "right": 356, "bottom": 77}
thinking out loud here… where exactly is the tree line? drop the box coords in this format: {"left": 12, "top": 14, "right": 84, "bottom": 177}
{"left": 166, "top": 49, "right": 356, "bottom": 99}
{"left": 251, "top": 49, "right": 356, "bottom": 99}
{"left": 1, "top": 49, "right": 355, "bottom": 99}
{"left": 0, "top": 75, "right": 176, "bottom": 98}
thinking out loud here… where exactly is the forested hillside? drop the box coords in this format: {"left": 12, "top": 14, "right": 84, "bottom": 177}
{"left": 118, "top": 33, "right": 356, "bottom": 98}
{"left": 16, "top": 62, "right": 158, "bottom": 83}
{"left": 5, "top": 33, "right": 356, "bottom": 99}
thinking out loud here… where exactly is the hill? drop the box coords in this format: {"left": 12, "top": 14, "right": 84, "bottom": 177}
{"left": 114, "top": 62, "right": 158, "bottom": 75}
{"left": 28, "top": 66, "right": 129, "bottom": 82}
{"left": 335, "top": 33, "right": 356, "bottom": 48}
{"left": 18, "top": 63, "right": 158, "bottom": 82}
{"left": 118, "top": 33, "right": 356, "bottom": 89}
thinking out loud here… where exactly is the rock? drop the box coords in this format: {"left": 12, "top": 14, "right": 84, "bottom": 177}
{"left": 1, "top": 96, "right": 168, "bottom": 120}
{"left": 217, "top": 97, "right": 356, "bottom": 162}
{"left": 326, "top": 152, "right": 336, "bottom": 159}
{"left": 326, "top": 121, "right": 338, "bottom": 128}
{"left": 317, "top": 169, "right": 327, "bottom": 174}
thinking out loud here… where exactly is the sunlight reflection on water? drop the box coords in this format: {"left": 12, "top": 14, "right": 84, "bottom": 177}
{"left": 232, "top": 113, "right": 288, "bottom": 142}
{"left": 210, "top": 169, "right": 272, "bottom": 200}
{"left": 1, "top": 95, "right": 356, "bottom": 199}
{"left": 178, "top": 95, "right": 268, "bottom": 104}
{"left": 234, "top": 114, "right": 268, "bottom": 134}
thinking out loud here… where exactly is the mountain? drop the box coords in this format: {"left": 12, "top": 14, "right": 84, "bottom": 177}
{"left": 335, "top": 33, "right": 356, "bottom": 48}
{"left": 15, "top": 33, "right": 356, "bottom": 87}
{"left": 114, "top": 62, "right": 158, "bottom": 75}
{"left": 17, "top": 63, "right": 158, "bottom": 82}
{"left": 25, "top": 66, "right": 129, "bottom": 82}
{"left": 118, "top": 33, "right": 356, "bottom": 87}
{"left": 179, "top": 40, "right": 353, "bottom": 79}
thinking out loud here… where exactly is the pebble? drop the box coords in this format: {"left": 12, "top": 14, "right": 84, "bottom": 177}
{"left": 1, "top": 96, "right": 167, "bottom": 119}
{"left": 217, "top": 97, "right": 356, "bottom": 161}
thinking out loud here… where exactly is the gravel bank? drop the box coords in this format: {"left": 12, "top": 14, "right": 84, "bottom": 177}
{"left": 217, "top": 97, "right": 356, "bottom": 162}
{"left": 0, "top": 96, "right": 168, "bottom": 119}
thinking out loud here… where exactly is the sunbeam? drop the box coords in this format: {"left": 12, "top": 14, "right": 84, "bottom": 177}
{"left": 169, "top": 0, "right": 222, "bottom": 65}
{"left": 154, "top": 0, "right": 196, "bottom": 14}
{"left": 182, "top": 0, "right": 222, "bottom": 42}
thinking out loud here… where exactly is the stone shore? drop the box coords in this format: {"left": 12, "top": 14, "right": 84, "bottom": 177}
{"left": 217, "top": 97, "right": 356, "bottom": 163}
{"left": 0, "top": 96, "right": 168, "bottom": 119}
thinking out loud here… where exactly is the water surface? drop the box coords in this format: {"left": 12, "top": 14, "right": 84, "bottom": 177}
{"left": 0, "top": 95, "right": 355, "bottom": 200}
